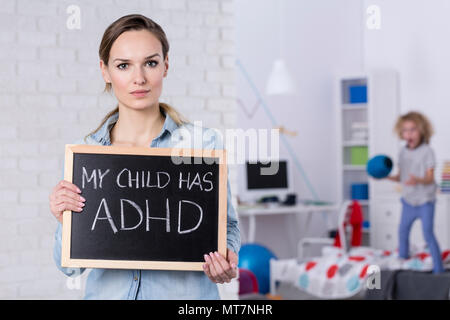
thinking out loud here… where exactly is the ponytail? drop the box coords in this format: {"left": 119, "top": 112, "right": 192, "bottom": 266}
{"left": 84, "top": 105, "right": 118, "bottom": 142}
{"left": 159, "top": 102, "right": 186, "bottom": 126}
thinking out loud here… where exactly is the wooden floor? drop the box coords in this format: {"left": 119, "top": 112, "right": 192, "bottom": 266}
{"left": 239, "top": 282, "right": 367, "bottom": 300}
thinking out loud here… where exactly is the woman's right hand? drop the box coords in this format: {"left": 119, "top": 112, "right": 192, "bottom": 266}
{"left": 49, "top": 180, "right": 85, "bottom": 223}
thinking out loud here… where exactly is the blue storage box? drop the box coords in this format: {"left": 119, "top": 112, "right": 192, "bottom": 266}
{"left": 349, "top": 85, "right": 367, "bottom": 103}
{"left": 351, "top": 183, "right": 368, "bottom": 200}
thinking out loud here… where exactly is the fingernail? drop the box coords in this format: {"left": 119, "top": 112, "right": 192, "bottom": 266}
{"left": 80, "top": 196, "right": 86, "bottom": 202}
{"left": 77, "top": 188, "right": 81, "bottom": 193}
{"left": 204, "top": 254, "right": 209, "bottom": 261}
{"left": 79, "top": 202, "right": 85, "bottom": 207}
{"left": 231, "top": 263, "right": 236, "bottom": 269}
{"left": 215, "top": 252, "right": 220, "bottom": 257}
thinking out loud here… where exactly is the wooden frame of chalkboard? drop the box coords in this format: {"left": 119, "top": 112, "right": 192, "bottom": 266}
{"left": 61, "top": 144, "right": 227, "bottom": 271}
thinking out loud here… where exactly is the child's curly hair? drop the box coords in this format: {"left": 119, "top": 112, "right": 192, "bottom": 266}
{"left": 394, "top": 111, "right": 434, "bottom": 144}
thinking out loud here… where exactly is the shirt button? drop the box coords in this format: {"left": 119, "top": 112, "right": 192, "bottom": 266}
{"left": 134, "top": 276, "right": 138, "bottom": 281}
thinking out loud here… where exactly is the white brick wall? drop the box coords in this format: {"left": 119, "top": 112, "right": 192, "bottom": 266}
{"left": 0, "top": 0, "right": 237, "bottom": 299}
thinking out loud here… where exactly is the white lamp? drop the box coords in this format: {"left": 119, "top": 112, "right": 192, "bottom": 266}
{"left": 266, "top": 59, "right": 295, "bottom": 95}
{"left": 265, "top": 0, "right": 295, "bottom": 95}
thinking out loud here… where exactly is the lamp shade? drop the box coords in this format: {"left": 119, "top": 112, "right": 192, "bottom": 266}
{"left": 266, "top": 59, "right": 295, "bottom": 95}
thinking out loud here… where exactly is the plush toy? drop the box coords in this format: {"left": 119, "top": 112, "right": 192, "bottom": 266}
{"left": 333, "top": 201, "right": 363, "bottom": 248}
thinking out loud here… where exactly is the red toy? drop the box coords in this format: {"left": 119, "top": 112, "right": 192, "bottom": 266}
{"left": 333, "top": 200, "right": 363, "bottom": 248}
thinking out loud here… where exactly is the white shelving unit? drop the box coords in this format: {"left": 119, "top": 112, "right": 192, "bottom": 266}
{"left": 337, "top": 70, "right": 450, "bottom": 251}
{"left": 335, "top": 70, "right": 400, "bottom": 247}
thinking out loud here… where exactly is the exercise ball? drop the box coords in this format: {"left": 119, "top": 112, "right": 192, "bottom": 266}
{"left": 238, "top": 243, "right": 277, "bottom": 294}
{"left": 367, "top": 154, "right": 393, "bottom": 179}
{"left": 238, "top": 268, "right": 259, "bottom": 295}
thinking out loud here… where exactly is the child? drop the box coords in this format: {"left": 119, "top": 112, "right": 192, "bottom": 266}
{"left": 386, "top": 111, "right": 444, "bottom": 273}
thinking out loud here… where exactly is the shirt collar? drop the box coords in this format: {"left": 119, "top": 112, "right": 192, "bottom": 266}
{"left": 90, "top": 109, "right": 179, "bottom": 146}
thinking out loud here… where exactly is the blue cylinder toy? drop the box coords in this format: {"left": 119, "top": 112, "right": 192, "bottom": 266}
{"left": 351, "top": 183, "right": 368, "bottom": 199}
{"left": 366, "top": 154, "right": 393, "bottom": 179}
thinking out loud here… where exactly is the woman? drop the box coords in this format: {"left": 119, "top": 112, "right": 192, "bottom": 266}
{"left": 49, "top": 14, "right": 241, "bottom": 299}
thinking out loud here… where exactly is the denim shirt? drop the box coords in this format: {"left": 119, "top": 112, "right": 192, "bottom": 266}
{"left": 53, "top": 111, "right": 241, "bottom": 299}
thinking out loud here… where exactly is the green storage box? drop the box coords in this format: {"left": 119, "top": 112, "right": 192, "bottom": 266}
{"left": 350, "top": 146, "right": 368, "bottom": 165}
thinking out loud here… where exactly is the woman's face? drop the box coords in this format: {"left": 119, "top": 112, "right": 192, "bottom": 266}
{"left": 401, "top": 120, "right": 421, "bottom": 148}
{"left": 100, "top": 30, "right": 168, "bottom": 112}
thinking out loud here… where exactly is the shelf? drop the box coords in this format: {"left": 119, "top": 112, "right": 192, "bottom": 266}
{"left": 343, "top": 165, "right": 366, "bottom": 171}
{"left": 344, "top": 199, "right": 369, "bottom": 205}
{"left": 345, "top": 226, "right": 370, "bottom": 233}
{"left": 342, "top": 103, "right": 367, "bottom": 110}
{"left": 355, "top": 199, "right": 369, "bottom": 205}
{"left": 343, "top": 140, "right": 369, "bottom": 147}
{"left": 338, "top": 71, "right": 400, "bottom": 250}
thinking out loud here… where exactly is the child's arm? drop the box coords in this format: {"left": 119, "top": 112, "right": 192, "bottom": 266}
{"left": 386, "top": 172, "right": 400, "bottom": 182}
{"left": 405, "top": 168, "right": 435, "bottom": 186}
{"left": 385, "top": 152, "right": 401, "bottom": 182}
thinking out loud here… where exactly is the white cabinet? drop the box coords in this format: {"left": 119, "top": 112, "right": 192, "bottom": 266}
{"left": 373, "top": 223, "right": 398, "bottom": 251}
{"left": 370, "top": 194, "right": 450, "bottom": 251}
{"left": 371, "top": 198, "right": 402, "bottom": 226}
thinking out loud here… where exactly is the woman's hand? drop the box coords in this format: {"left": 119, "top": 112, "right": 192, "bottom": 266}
{"left": 203, "top": 248, "right": 238, "bottom": 284}
{"left": 49, "top": 180, "right": 85, "bottom": 223}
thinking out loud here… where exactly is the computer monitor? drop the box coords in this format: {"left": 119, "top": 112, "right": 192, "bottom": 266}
{"left": 239, "top": 159, "right": 293, "bottom": 203}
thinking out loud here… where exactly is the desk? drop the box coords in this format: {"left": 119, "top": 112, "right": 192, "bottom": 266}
{"left": 237, "top": 203, "right": 339, "bottom": 243}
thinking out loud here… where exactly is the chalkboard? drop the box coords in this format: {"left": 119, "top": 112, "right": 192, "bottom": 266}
{"left": 61, "top": 145, "right": 227, "bottom": 271}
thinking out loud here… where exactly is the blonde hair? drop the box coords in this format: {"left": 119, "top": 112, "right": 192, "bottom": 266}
{"left": 394, "top": 111, "right": 434, "bottom": 144}
{"left": 86, "top": 14, "right": 186, "bottom": 141}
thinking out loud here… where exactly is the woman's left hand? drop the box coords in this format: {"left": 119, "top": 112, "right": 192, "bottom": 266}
{"left": 203, "top": 249, "right": 238, "bottom": 284}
